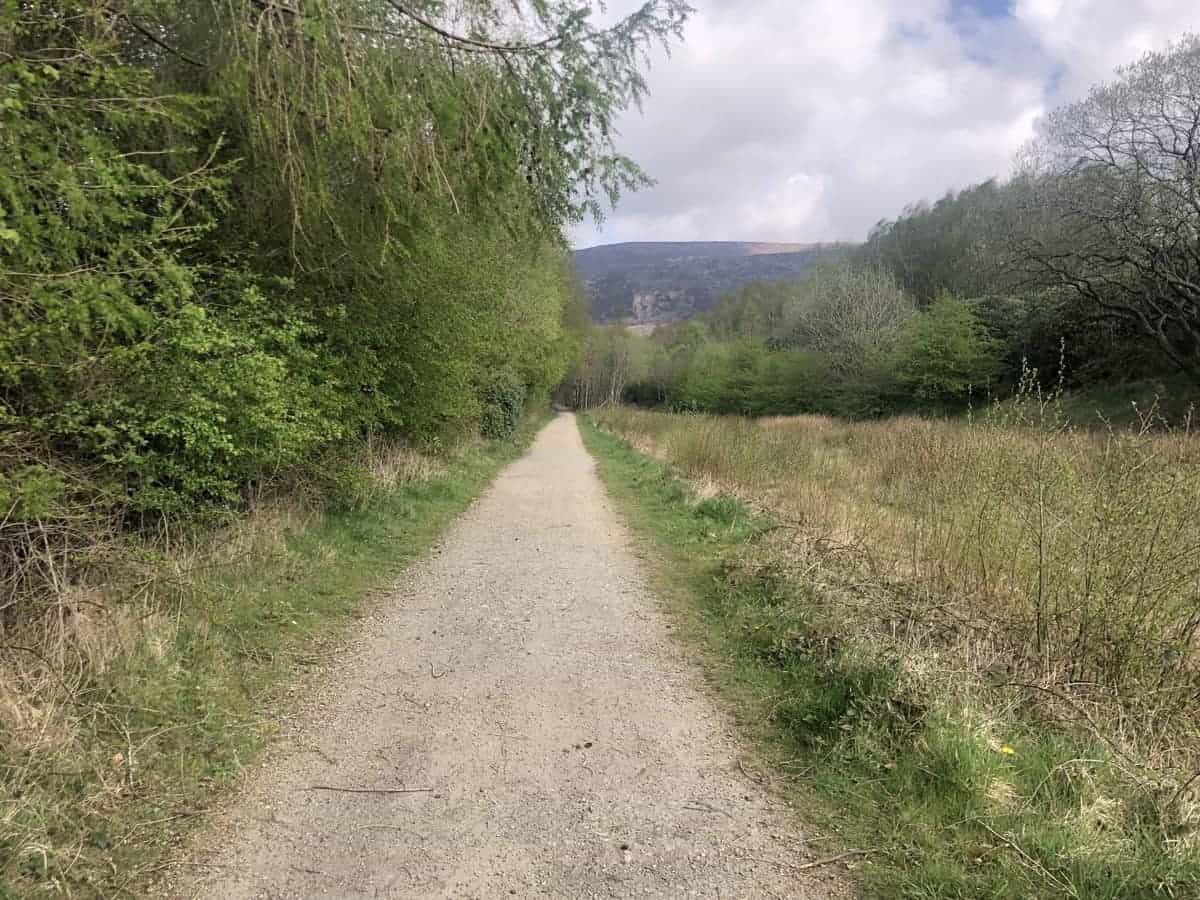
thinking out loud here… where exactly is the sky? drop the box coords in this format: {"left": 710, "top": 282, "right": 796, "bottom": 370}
{"left": 570, "top": 0, "right": 1200, "bottom": 248}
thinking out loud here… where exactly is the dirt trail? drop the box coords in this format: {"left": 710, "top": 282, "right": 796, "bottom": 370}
{"left": 174, "top": 414, "right": 847, "bottom": 899}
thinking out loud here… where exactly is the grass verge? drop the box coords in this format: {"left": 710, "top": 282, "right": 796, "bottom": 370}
{"left": 0, "top": 414, "right": 547, "bottom": 899}
{"left": 580, "top": 415, "right": 1200, "bottom": 900}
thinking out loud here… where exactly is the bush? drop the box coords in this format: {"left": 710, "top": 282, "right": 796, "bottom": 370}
{"left": 894, "top": 293, "right": 1000, "bottom": 409}
{"left": 479, "top": 372, "right": 528, "bottom": 440}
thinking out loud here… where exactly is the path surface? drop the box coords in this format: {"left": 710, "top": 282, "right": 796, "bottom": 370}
{"left": 175, "top": 414, "right": 846, "bottom": 899}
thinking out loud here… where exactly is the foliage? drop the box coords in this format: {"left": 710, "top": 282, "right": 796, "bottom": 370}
{"left": 0, "top": 9, "right": 302, "bottom": 515}
{"left": 0, "top": 10, "right": 684, "bottom": 887}
{"left": 777, "top": 263, "right": 914, "bottom": 371}
{"left": 557, "top": 324, "right": 652, "bottom": 408}
{"left": 894, "top": 293, "right": 1000, "bottom": 408}
{"left": 479, "top": 371, "right": 529, "bottom": 440}
{"left": 565, "top": 264, "right": 920, "bottom": 418}
{"left": 567, "top": 34, "right": 1200, "bottom": 422}
{"left": 1013, "top": 35, "right": 1200, "bottom": 378}
{"left": 0, "top": 0, "right": 689, "bottom": 624}
{"left": 857, "top": 36, "right": 1200, "bottom": 387}
{"left": 860, "top": 180, "right": 1011, "bottom": 304}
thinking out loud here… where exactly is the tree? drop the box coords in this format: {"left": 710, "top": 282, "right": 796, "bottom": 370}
{"left": 862, "top": 181, "right": 1011, "bottom": 304}
{"left": 895, "top": 294, "right": 1000, "bottom": 408}
{"left": 778, "top": 262, "right": 915, "bottom": 375}
{"left": 0, "top": 0, "right": 692, "bottom": 520}
{"left": 1012, "top": 34, "right": 1200, "bottom": 379}
{"left": 559, "top": 326, "right": 650, "bottom": 408}
{"left": 148, "top": 0, "right": 694, "bottom": 252}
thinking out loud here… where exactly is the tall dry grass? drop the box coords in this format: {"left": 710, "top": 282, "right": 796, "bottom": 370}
{"left": 595, "top": 399, "right": 1200, "bottom": 769}
{"left": 0, "top": 436, "right": 454, "bottom": 893}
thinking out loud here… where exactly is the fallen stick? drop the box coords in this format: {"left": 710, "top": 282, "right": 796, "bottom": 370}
{"left": 737, "top": 758, "right": 765, "bottom": 784}
{"left": 793, "top": 849, "right": 873, "bottom": 870}
{"left": 306, "top": 785, "right": 434, "bottom": 795}
{"left": 742, "top": 848, "right": 872, "bottom": 875}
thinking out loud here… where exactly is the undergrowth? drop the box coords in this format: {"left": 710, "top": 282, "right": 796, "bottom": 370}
{"left": 0, "top": 414, "right": 547, "bottom": 899}
{"left": 581, "top": 415, "right": 1200, "bottom": 899}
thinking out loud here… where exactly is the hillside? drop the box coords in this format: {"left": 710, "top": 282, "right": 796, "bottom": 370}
{"left": 573, "top": 241, "right": 835, "bottom": 325}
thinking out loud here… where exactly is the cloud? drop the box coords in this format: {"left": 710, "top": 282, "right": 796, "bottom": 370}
{"left": 572, "top": 0, "right": 1200, "bottom": 247}
{"left": 1014, "top": 0, "right": 1200, "bottom": 92}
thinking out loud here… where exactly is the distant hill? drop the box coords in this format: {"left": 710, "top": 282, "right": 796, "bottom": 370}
{"left": 572, "top": 241, "right": 837, "bottom": 325}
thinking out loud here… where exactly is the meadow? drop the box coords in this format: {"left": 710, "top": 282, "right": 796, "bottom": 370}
{"left": 586, "top": 398, "right": 1200, "bottom": 897}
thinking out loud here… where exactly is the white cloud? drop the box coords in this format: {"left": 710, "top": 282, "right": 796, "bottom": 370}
{"left": 572, "top": 0, "right": 1200, "bottom": 248}
{"left": 1015, "top": 0, "right": 1200, "bottom": 93}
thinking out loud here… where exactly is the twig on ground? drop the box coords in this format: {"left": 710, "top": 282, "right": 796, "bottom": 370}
{"left": 306, "top": 785, "right": 433, "bottom": 795}
{"left": 737, "top": 758, "right": 765, "bottom": 784}
{"left": 792, "top": 849, "right": 873, "bottom": 870}
{"left": 682, "top": 800, "right": 732, "bottom": 818}
{"left": 977, "top": 821, "right": 1077, "bottom": 897}
{"left": 742, "top": 849, "right": 872, "bottom": 874}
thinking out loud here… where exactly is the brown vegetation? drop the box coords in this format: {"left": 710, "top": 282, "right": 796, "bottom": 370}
{"left": 595, "top": 399, "right": 1200, "bottom": 772}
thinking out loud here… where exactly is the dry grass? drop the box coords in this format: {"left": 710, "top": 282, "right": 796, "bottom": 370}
{"left": 583, "top": 411, "right": 1200, "bottom": 896}
{"left": 0, "top": 437, "right": 444, "bottom": 727}
{"left": 594, "top": 402, "right": 1200, "bottom": 772}
{"left": 358, "top": 435, "right": 448, "bottom": 486}
{"left": 0, "top": 437, "right": 462, "bottom": 895}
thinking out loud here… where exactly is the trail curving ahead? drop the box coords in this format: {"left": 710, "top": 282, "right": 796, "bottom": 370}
{"left": 175, "top": 414, "right": 845, "bottom": 899}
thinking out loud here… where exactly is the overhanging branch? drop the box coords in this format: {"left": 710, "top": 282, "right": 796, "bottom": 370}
{"left": 383, "top": 1, "right": 560, "bottom": 55}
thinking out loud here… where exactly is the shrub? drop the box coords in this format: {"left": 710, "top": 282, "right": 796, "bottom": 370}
{"left": 479, "top": 372, "right": 528, "bottom": 440}
{"left": 894, "top": 293, "right": 1001, "bottom": 409}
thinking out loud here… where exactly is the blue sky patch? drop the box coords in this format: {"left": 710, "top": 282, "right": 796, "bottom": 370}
{"left": 952, "top": 0, "right": 1014, "bottom": 20}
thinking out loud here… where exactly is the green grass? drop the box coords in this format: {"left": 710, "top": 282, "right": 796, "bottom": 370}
{"left": 0, "top": 414, "right": 546, "bottom": 899}
{"left": 580, "top": 416, "right": 1200, "bottom": 900}
{"left": 1032, "top": 376, "right": 1197, "bottom": 430}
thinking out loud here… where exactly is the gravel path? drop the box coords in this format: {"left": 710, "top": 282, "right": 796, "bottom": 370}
{"left": 174, "top": 414, "right": 848, "bottom": 899}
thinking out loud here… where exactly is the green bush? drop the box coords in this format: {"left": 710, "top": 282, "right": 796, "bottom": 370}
{"left": 479, "top": 372, "right": 528, "bottom": 440}
{"left": 0, "top": 463, "right": 65, "bottom": 521}
{"left": 53, "top": 280, "right": 346, "bottom": 515}
{"left": 0, "top": 5, "right": 587, "bottom": 526}
{"left": 308, "top": 455, "right": 376, "bottom": 512}
{"left": 894, "top": 293, "right": 1000, "bottom": 408}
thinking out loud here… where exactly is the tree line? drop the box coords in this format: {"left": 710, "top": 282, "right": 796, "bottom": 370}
{"left": 563, "top": 35, "right": 1200, "bottom": 417}
{"left": 0, "top": 0, "right": 689, "bottom": 620}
